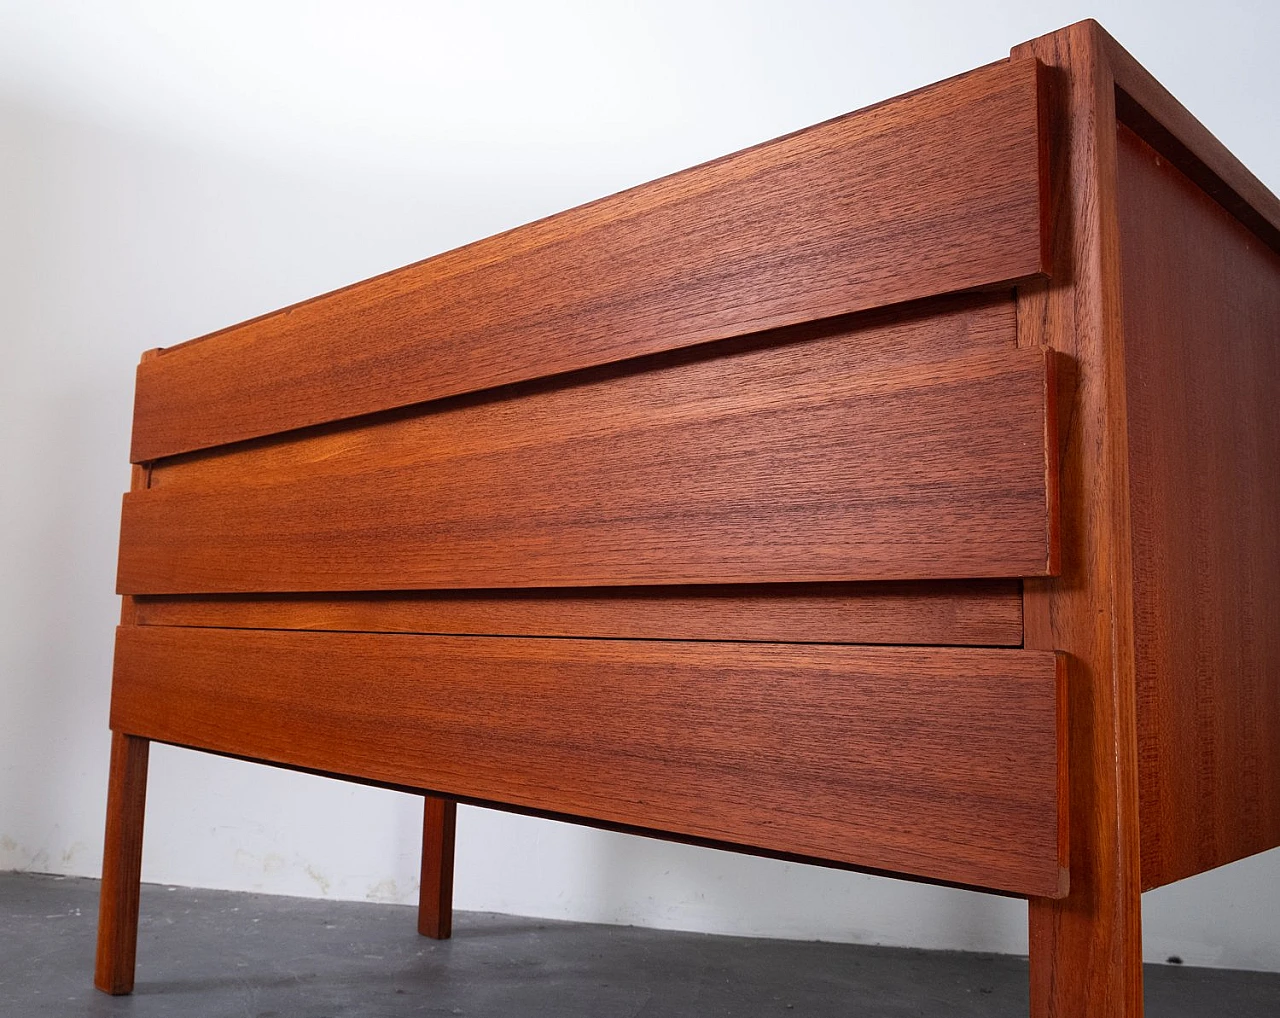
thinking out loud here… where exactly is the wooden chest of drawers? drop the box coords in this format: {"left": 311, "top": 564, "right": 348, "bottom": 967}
{"left": 95, "top": 20, "right": 1279, "bottom": 1016}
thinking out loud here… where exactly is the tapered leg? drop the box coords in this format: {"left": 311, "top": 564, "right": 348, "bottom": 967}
{"left": 1024, "top": 593, "right": 1143, "bottom": 1018}
{"left": 1030, "top": 884, "right": 1143, "bottom": 1017}
{"left": 94, "top": 732, "right": 150, "bottom": 995}
{"left": 418, "top": 794, "right": 457, "bottom": 939}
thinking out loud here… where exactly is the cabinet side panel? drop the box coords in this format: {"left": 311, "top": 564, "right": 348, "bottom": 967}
{"left": 1116, "top": 123, "right": 1280, "bottom": 888}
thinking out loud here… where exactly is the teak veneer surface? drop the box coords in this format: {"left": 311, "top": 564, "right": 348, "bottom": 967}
{"left": 132, "top": 579, "right": 1023, "bottom": 647}
{"left": 1103, "top": 33, "right": 1280, "bottom": 253}
{"left": 1116, "top": 123, "right": 1280, "bottom": 889}
{"left": 118, "top": 344, "right": 1057, "bottom": 594}
{"left": 111, "top": 626, "right": 1067, "bottom": 898}
{"left": 1012, "top": 22, "right": 1144, "bottom": 1018}
{"left": 128, "top": 58, "right": 1049, "bottom": 462}
{"left": 146, "top": 290, "right": 1018, "bottom": 492}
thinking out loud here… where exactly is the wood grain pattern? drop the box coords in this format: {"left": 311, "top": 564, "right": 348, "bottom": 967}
{"left": 97, "top": 376, "right": 157, "bottom": 996}
{"left": 146, "top": 291, "right": 1020, "bottom": 492}
{"left": 118, "top": 345, "right": 1058, "bottom": 594}
{"left": 94, "top": 733, "right": 149, "bottom": 995}
{"left": 128, "top": 58, "right": 1048, "bottom": 462}
{"left": 1012, "top": 19, "right": 1145, "bottom": 1018}
{"left": 131, "top": 579, "right": 1023, "bottom": 647}
{"left": 1116, "top": 123, "right": 1280, "bottom": 889}
{"left": 111, "top": 626, "right": 1067, "bottom": 898}
{"left": 117, "top": 350, "right": 159, "bottom": 628}
{"left": 418, "top": 795, "right": 456, "bottom": 939}
{"left": 1102, "top": 30, "right": 1280, "bottom": 253}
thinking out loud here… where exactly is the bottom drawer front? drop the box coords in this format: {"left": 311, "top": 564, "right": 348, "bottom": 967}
{"left": 111, "top": 626, "right": 1065, "bottom": 897}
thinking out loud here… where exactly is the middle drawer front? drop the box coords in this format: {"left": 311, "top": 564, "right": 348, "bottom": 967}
{"left": 111, "top": 626, "right": 1066, "bottom": 898}
{"left": 117, "top": 294, "right": 1057, "bottom": 595}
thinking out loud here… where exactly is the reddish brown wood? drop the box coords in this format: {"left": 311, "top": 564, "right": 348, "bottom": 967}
{"left": 145, "top": 290, "right": 1018, "bottom": 494}
{"left": 146, "top": 288, "right": 1018, "bottom": 495}
{"left": 94, "top": 732, "right": 150, "bottom": 995}
{"left": 128, "top": 59, "right": 1049, "bottom": 462}
{"left": 144, "top": 289, "right": 1018, "bottom": 495}
{"left": 418, "top": 795, "right": 456, "bottom": 939}
{"left": 111, "top": 625, "right": 1067, "bottom": 897}
{"left": 1012, "top": 20, "right": 1144, "bottom": 1018}
{"left": 131, "top": 579, "right": 1023, "bottom": 647}
{"left": 118, "top": 471, "right": 146, "bottom": 629}
{"left": 97, "top": 379, "right": 157, "bottom": 995}
{"left": 1115, "top": 123, "right": 1280, "bottom": 889}
{"left": 118, "top": 350, "right": 159, "bottom": 628}
{"left": 118, "top": 345, "right": 1057, "bottom": 594}
{"left": 1102, "top": 33, "right": 1280, "bottom": 253}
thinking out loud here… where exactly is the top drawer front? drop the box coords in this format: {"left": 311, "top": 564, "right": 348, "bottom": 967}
{"left": 118, "top": 297, "right": 1058, "bottom": 595}
{"left": 129, "top": 58, "right": 1048, "bottom": 462}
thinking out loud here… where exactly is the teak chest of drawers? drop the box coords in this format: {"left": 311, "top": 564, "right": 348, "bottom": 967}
{"left": 96, "top": 20, "right": 1279, "bottom": 1016}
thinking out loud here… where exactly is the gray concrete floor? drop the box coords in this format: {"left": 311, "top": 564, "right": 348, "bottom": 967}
{"left": 1, "top": 872, "right": 1277, "bottom": 1017}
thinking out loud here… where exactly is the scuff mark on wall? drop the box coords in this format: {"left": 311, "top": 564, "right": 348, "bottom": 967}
{"left": 60, "top": 841, "right": 89, "bottom": 865}
{"left": 0, "top": 837, "right": 52, "bottom": 873}
{"left": 305, "top": 865, "right": 331, "bottom": 896}
{"left": 366, "top": 879, "right": 398, "bottom": 904}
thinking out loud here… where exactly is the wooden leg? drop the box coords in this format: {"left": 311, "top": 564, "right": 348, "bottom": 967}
{"left": 94, "top": 732, "right": 150, "bottom": 995}
{"left": 1029, "top": 880, "right": 1143, "bottom": 1016}
{"left": 1027, "top": 646, "right": 1144, "bottom": 1017}
{"left": 418, "top": 794, "right": 457, "bottom": 939}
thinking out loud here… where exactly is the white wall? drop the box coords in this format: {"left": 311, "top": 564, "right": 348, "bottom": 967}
{"left": 2, "top": 0, "right": 1278, "bottom": 973}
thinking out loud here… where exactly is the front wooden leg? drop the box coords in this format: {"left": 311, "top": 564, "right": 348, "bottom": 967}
{"left": 418, "top": 794, "right": 457, "bottom": 939}
{"left": 1029, "top": 877, "right": 1143, "bottom": 1016}
{"left": 1027, "top": 631, "right": 1143, "bottom": 1017}
{"left": 94, "top": 732, "right": 150, "bottom": 995}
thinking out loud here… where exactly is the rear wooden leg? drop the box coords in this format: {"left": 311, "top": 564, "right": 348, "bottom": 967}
{"left": 417, "top": 794, "right": 457, "bottom": 939}
{"left": 94, "top": 732, "right": 150, "bottom": 995}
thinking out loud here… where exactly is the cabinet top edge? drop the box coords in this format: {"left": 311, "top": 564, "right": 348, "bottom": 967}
{"left": 1015, "top": 18, "right": 1280, "bottom": 253}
